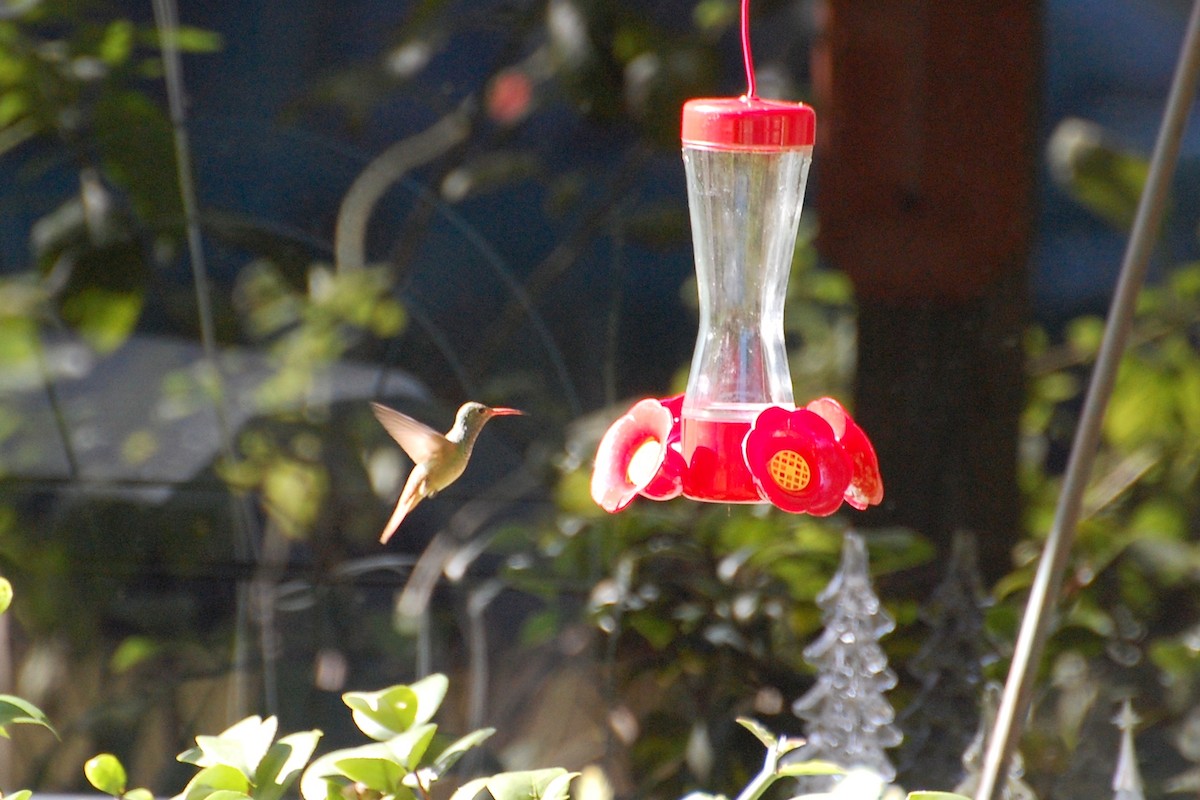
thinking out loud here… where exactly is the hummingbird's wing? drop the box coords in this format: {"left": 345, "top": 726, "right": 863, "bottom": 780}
{"left": 370, "top": 402, "right": 447, "bottom": 464}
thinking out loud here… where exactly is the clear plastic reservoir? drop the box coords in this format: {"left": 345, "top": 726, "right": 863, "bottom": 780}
{"left": 678, "top": 97, "right": 814, "bottom": 502}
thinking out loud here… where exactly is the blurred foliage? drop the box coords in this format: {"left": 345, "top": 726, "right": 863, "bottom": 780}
{"left": 81, "top": 674, "right": 580, "bottom": 800}
{"left": 0, "top": 577, "right": 58, "bottom": 768}
{"left": 1006, "top": 133, "right": 1200, "bottom": 796}
{"left": 0, "top": 0, "right": 220, "bottom": 365}
{"left": 1047, "top": 118, "right": 1151, "bottom": 232}
{"left": 1017, "top": 260, "right": 1200, "bottom": 673}
{"left": 0, "top": 1, "right": 1199, "bottom": 800}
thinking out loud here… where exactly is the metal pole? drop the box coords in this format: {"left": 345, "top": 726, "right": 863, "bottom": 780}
{"left": 976, "top": 2, "right": 1200, "bottom": 797}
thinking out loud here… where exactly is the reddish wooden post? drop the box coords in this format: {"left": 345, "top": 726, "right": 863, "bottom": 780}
{"left": 812, "top": 1, "right": 1041, "bottom": 583}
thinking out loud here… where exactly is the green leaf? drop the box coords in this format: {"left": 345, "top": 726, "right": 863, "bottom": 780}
{"left": 299, "top": 751, "right": 351, "bottom": 800}
{"left": 152, "top": 26, "right": 224, "bottom": 53}
{"left": 448, "top": 776, "right": 490, "bottom": 800}
{"left": 383, "top": 724, "right": 437, "bottom": 770}
{"left": 1107, "top": 367, "right": 1175, "bottom": 448}
{"left": 1170, "top": 262, "right": 1200, "bottom": 301}
{"left": 319, "top": 740, "right": 413, "bottom": 791}
{"left": 61, "top": 286, "right": 143, "bottom": 355}
{"left": 775, "top": 760, "right": 844, "bottom": 778}
{"left": 254, "top": 729, "right": 322, "bottom": 800}
{"left": 262, "top": 457, "right": 328, "bottom": 536}
{"left": 485, "top": 768, "right": 577, "bottom": 800}
{"left": 325, "top": 741, "right": 392, "bottom": 764}
{"left": 0, "top": 315, "right": 40, "bottom": 391}
{"left": 1049, "top": 120, "right": 1150, "bottom": 230}
{"left": 125, "top": 788, "right": 155, "bottom": 800}
{"left": 99, "top": 20, "right": 135, "bottom": 65}
{"left": 628, "top": 613, "right": 675, "bottom": 650}
{"left": 331, "top": 757, "right": 404, "bottom": 794}
{"left": 734, "top": 717, "right": 776, "bottom": 750}
{"left": 194, "top": 791, "right": 253, "bottom": 800}
{"left": 343, "top": 685, "right": 419, "bottom": 740}
{"left": 539, "top": 772, "right": 576, "bottom": 800}
{"left": 0, "top": 694, "right": 55, "bottom": 737}
{"left": 1129, "top": 498, "right": 1187, "bottom": 542}
{"left": 692, "top": 0, "right": 738, "bottom": 34}
{"left": 1065, "top": 315, "right": 1105, "bottom": 360}
{"left": 84, "top": 753, "right": 127, "bottom": 796}
{"left": 5, "top": 791, "right": 33, "bottom": 800}
{"left": 179, "top": 716, "right": 278, "bottom": 777}
{"left": 178, "top": 764, "right": 252, "bottom": 800}
{"left": 92, "top": 92, "right": 181, "bottom": 226}
{"left": 0, "top": 92, "right": 29, "bottom": 129}
{"left": 409, "top": 673, "right": 450, "bottom": 726}
{"left": 907, "top": 793, "right": 973, "bottom": 800}
{"left": 431, "top": 728, "right": 494, "bottom": 777}
{"left": 110, "top": 635, "right": 161, "bottom": 673}
{"left": 0, "top": 577, "right": 11, "bottom": 615}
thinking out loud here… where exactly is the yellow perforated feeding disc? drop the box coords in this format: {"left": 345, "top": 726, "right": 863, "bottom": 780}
{"left": 768, "top": 450, "right": 811, "bottom": 493}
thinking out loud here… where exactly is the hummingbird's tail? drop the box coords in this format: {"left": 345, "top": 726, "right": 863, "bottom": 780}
{"left": 379, "top": 493, "right": 421, "bottom": 543}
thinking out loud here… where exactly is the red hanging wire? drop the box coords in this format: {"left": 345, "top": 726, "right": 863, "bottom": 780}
{"left": 741, "top": 0, "right": 757, "bottom": 98}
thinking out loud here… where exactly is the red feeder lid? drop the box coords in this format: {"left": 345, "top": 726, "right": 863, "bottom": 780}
{"left": 681, "top": 96, "right": 815, "bottom": 151}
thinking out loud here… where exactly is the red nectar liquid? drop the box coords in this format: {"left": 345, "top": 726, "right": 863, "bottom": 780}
{"left": 681, "top": 413, "right": 763, "bottom": 503}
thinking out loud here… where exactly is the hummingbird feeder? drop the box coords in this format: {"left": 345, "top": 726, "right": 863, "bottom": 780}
{"left": 591, "top": 0, "right": 883, "bottom": 517}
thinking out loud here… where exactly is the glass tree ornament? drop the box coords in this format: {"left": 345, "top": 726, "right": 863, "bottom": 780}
{"left": 897, "top": 532, "right": 992, "bottom": 789}
{"left": 791, "top": 532, "right": 901, "bottom": 784}
{"left": 956, "top": 683, "right": 1036, "bottom": 800}
{"left": 1112, "top": 701, "right": 1145, "bottom": 800}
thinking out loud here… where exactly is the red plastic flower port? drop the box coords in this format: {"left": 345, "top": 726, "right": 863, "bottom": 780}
{"left": 591, "top": 396, "right": 685, "bottom": 513}
{"left": 742, "top": 405, "right": 853, "bottom": 516}
{"left": 805, "top": 397, "right": 884, "bottom": 510}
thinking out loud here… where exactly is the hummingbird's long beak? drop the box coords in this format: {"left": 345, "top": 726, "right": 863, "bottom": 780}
{"left": 488, "top": 407, "right": 525, "bottom": 417}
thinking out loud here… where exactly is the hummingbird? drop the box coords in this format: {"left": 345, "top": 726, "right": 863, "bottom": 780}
{"left": 369, "top": 401, "right": 524, "bottom": 543}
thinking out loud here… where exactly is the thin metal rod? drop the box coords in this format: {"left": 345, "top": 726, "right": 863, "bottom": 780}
{"left": 150, "top": 0, "right": 236, "bottom": 467}
{"left": 976, "top": 2, "right": 1200, "bottom": 797}
{"left": 151, "top": 0, "right": 263, "bottom": 719}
